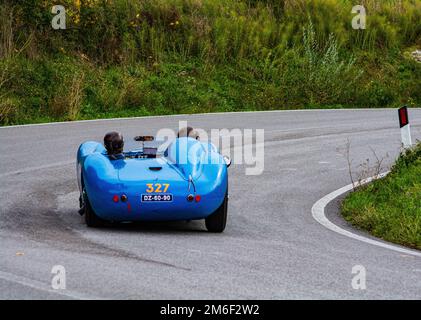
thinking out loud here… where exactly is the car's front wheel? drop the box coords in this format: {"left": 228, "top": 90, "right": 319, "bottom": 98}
{"left": 205, "top": 193, "right": 228, "bottom": 233}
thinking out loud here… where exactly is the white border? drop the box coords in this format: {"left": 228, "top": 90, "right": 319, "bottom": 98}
{"left": 311, "top": 172, "right": 421, "bottom": 258}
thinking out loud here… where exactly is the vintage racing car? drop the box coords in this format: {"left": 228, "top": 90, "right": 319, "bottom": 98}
{"left": 76, "top": 134, "right": 230, "bottom": 232}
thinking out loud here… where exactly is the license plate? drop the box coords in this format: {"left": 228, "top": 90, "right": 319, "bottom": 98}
{"left": 141, "top": 194, "right": 173, "bottom": 202}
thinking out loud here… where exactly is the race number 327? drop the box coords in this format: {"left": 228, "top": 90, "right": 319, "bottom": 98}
{"left": 146, "top": 183, "right": 170, "bottom": 193}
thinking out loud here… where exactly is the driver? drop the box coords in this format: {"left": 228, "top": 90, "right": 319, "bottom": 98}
{"left": 104, "top": 131, "right": 124, "bottom": 159}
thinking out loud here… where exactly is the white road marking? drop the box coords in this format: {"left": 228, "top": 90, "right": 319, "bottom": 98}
{"left": 0, "top": 270, "right": 101, "bottom": 300}
{"left": 311, "top": 172, "right": 421, "bottom": 258}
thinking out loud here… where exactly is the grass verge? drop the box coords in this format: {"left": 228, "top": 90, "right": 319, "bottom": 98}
{"left": 342, "top": 142, "right": 421, "bottom": 250}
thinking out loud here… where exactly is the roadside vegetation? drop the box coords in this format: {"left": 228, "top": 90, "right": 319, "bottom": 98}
{"left": 342, "top": 142, "right": 421, "bottom": 250}
{"left": 0, "top": 0, "right": 420, "bottom": 125}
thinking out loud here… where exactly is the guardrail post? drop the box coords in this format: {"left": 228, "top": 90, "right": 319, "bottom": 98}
{"left": 398, "top": 106, "right": 412, "bottom": 148}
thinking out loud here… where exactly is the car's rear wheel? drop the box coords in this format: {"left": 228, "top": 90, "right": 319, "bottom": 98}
{"left": 83, "top": 191, "right": 106, "bottom": 228}
{"left": 205, "top": 193, "right": 228, "bottom": 233}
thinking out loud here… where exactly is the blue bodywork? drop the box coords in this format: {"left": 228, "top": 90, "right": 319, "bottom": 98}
{"left": 76, "top": 137, "right": 228, "bottom": 222}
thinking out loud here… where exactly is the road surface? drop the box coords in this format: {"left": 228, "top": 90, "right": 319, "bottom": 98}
{"left": 1, "top": 109, "right": 420, "bottom": 299}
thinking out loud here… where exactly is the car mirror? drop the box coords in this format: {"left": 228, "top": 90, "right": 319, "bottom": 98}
{"left": 223, "top": 155, "right": 231, "bottom": 167}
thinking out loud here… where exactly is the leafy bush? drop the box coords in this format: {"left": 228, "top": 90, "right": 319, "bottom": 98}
{"left": 0, "top": 97, "right": 19, "bottom": 125}
{"left": 0, "top": 0, "right": 420, "bottom": 124}
{"left": 299, "top": 20, "right": 362, "bottom": 105}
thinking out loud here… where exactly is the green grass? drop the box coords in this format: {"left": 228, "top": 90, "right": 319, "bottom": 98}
{"left": 1, "top": 0, "right": 421, "bottom": 125}
{"left": 342, "top": 143, "right": 421, "bottom": 250}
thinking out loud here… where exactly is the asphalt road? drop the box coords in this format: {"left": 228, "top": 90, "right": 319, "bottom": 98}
{"left": 1, "top": 109, "right": 421, "bottom": 299}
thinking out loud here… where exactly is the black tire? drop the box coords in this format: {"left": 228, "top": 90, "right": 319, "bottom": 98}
{"left": 83, "top": 192, "right": 106, "bottom": 228}
{"left": 205, "top": 193, "right": 228, "bottom": 233}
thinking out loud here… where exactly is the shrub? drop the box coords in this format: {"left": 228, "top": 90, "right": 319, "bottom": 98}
{"left": 0, "top": 97, "right": 19, "bottom": 125}
{"left": 0, "top": 0, "right": 420, "bottom": 124}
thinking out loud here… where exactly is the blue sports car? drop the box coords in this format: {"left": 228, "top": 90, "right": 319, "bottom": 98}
{"left": 76, "top": 133, "right": 230, "bottom": 232}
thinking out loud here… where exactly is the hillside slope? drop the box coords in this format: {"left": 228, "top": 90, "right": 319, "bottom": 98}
{"left": 1, "top": 0, "right": 420, "bottom": 125}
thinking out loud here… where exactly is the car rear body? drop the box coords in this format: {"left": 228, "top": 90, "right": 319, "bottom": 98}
{"left": 77, "top": 138, "right": 228, "bottom": 222}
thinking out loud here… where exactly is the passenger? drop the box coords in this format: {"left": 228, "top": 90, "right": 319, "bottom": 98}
{"left": 177, "top": 126, "right": 200, "bottom": 140}
{"left": 104, "top": 131, "right": 124, "bottom": 160}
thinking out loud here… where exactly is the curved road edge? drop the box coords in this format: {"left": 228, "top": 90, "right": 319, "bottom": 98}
{"left": 311, "top": 172, "right": 421, "bottom": 258}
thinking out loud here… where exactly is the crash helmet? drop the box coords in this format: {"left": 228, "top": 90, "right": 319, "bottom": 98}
{"left": 177, "top": 126, "right": 200, "bottom": 140}
{"left": 104, "top": 131, "right": 124, "bottom": 155}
